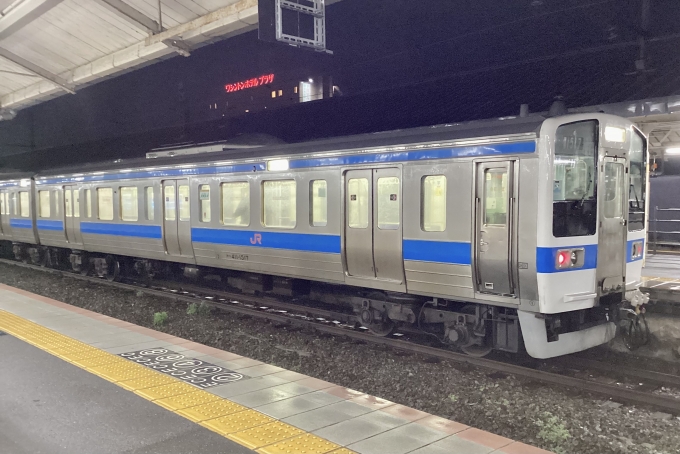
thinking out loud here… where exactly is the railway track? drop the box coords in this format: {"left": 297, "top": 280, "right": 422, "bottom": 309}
{"left": 2, "top": 257, "right": 680, "bottom": 415}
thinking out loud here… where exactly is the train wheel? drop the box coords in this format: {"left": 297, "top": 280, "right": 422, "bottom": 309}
{"left": 104, "top": 256, "right": 121, "bottom": 282}
{"left": 360, "top": 292, "right": 396, "bottom": 336}
{"left": 460, "top": 343, "right": 493, "bottom": 357}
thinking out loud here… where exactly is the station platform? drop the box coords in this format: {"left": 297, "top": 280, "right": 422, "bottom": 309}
{"left": 0, "top": 284, "right": 550, "bottom": 454}
{"left": 642, "top": 253, "right": 680, "bottom": 304}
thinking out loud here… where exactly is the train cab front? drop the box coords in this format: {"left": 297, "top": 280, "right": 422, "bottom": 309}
{"left": 522, "top": 113, "right": 648, "bottom": 359}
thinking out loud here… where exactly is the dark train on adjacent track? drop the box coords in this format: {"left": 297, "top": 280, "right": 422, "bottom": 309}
{"left": 0, "top": 112, "right": 648, "bottom": 358}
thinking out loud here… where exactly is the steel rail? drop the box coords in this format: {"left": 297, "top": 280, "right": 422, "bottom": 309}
{"left": 1, "top": 258, "right": 679, "bottom": 414}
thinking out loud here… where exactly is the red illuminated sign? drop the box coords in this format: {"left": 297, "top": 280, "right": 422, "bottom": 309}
{"left": 225, "top": 74, "right": 275, "bottom": 93}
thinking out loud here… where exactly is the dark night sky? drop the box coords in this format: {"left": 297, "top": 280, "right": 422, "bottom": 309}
{"left": 1, "top": 0, "right": 680, "bottom": 169}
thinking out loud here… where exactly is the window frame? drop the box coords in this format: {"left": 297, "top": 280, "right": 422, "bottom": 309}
{"left": 19, "top": 191, "right": 30, "bottom": 218}
{"left": 38, "top": 190, "right": 51, "bottom": 218}
{"left": 262, "top": 179, "right": 297, "bottom": 229}
{"left": 421, "top": 175, "right": 447, "bottom": 232}
{"left": 199, "top": 184, "right": 211, "bottom": 223}
{"left": 120, "top": 186, "right": 139, "bottom": 222}
{"left": 97, "top": 187, "right": 115, "bottom": 221}
{"left": 309, "top": 179, "right": 328, "bottom": 227}
{"left": 221, "top": 181, "right": 250, "bottom": 227}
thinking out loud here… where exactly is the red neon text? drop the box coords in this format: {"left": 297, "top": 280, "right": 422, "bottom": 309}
{"left": 225, "top": 74, "right": 275, "bottom": 93}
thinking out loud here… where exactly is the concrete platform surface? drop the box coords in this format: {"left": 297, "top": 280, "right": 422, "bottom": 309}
{"left": 0, "top": 283, "right": 552, "bottom": 454}
{"left": 0, "top": 333, "right": 254, "bottom": 454}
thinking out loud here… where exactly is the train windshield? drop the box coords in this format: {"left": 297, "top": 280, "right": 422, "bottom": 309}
{"left": 628, "top": 130, "right": 646, "bottom": 231}
{"left": 552, "top": 120, "right": 598, "bottom": 237}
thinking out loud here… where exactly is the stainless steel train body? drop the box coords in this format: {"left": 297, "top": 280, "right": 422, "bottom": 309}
{"left": 0, "top": 113, "right": 648, "bottom": 358}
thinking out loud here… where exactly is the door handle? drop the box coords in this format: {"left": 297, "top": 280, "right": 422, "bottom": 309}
{"left": 620, "top": 219, "right": 627, "bottom": 226}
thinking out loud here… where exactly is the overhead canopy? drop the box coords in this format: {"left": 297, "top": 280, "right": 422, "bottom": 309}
{"left": 0, "top": 0, "right": 262, "bottom": 114}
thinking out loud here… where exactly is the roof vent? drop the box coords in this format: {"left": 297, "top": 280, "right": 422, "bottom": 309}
{"left": 547, "top": 98, "right": 568, "bottom": 117}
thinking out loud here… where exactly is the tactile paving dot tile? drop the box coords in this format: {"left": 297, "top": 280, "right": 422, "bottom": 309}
{"left": 72, "top": 355, "right": 127, "bottom": 368}
{"left": 60, "top": 350, "right": 112, "bottom": 362}
{"left": 229, "top": 421, "right": 305, "bottom": 450}
{"left": 328, "top": 448, "right": 357, "bottom": 454}
{"left": 201, "top": 409, "right": 274, "bottom": 436}
{"left": 117, "top": 374, "right": 178, "bottom": 391}
{"left": 135, "top": 382, "right": 197, "bottom": 400}
{"left": 176, "top": 399, "right": 248, "bottom": 422}
{"left": 257, "top": 433, "right": 341, "bottom": 454}
{"left": 154, "top": 390, "right": 222, "bottom": 411}
{"left": 89, "top": 365, "right": 158, "bottom": 382}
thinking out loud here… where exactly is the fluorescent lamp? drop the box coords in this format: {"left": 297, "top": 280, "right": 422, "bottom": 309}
{"left": 604, "top": 126, "right": 626, "bottom": 143}
{"left": 666, "top": 148, "right": 680, "bottom": 155}
{"left": 267, "top": 159, "right": 289, "bottom": 171}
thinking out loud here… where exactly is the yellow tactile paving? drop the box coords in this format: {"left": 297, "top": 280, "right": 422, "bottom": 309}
{"left": 135, "top": 382, "right": 197, "bottom": 401}
{"left": 257, "top": 433, "right": 342, "bottom": 454}
{"left": 90, "top": 363, "right": 158, "bottom": 382}
{"left": 229, "top": 421, "right": 306, "bottom": 450}
{"left": 176, "top": 399, "right": 249, "bottom": 422}
{"left": 154, "top": 390, "right": 222, "bottom": 411}
{"left": 72, "top": 355, "right": 127, "bottom": 368}
{"left": 0, "top": 308, "right": 357, "bottom": 454}
{"left": 201, "top": 409, "right": 275, "bottom": 435}
{"left": 117, "top": 374, "right": 179, "bottom": 391}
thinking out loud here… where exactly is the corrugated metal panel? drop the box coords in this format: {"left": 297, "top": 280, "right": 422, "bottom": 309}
{"left": 0, "top": 0, "right": 263, "bottom": 110}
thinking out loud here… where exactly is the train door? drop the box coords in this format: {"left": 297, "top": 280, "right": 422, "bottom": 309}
{"left": 596, "top": 157, "right": 627, "bottom": 294}
{"left": 63, "top": 186, "right": 83, "bottom": 245}
{"left": 162, "top": 180, "right": 194, "bottom": 259}
{"left": 474, "top": 161, "right": 517, "bottom": 296}
{"left": 344, "top": 168, "right": 404, "bottom": 283}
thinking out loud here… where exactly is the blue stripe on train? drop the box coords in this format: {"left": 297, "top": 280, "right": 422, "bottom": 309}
{"left": 536, "top": 244, "right": 598, "bottom": 273}
{"left": 37, "top": 220, "right": 64, "bottom": 231}
{"left": 290, "top": 141, "right": 535, "bottom": 169}
{"left": 403, "top": 239, "right": 472, "bottom": 265}
{"left": 192, "top": 228, "right": 341, "bottom": 254}
{"left": 9, "top": 218, "right": 32, "bottom": 229}
{"left": 626, "top": 238, "right": 645, "bottom": 263}
{"left": 36, "top": 141, "right": 536, "bottom": 185}
{"left": 80, "top": 222, "right": 162, "bottom": 239}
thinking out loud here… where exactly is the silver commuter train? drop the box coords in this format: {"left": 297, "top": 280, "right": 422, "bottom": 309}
{"left": 0, "top": 112, "right": 648, "bottom": 358}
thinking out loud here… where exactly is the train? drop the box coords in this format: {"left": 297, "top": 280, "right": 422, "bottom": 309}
{"left": 0, "top": 111, "right": 648, "bottom": 359}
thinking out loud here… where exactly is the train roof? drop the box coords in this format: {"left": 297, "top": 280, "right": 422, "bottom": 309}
{"left": 34, "top": 115, "right": 545, "bottom": 179}
{"left": 0, "top": 171, "right": 37, "bottom": 183}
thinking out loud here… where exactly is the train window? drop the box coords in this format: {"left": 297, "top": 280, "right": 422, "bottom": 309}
{"left": 348, "top": 178, "right": 369, "bottom": 229}
{"left": 97, "top": 188, "right": 114, "bottom": 221}
{"left": 53, "top": 190, "right": 60, "bottom": 217}
{"left": 178, "top": 185, "right": 190, "bottom": 221}
{"left": 73, "top": 190, "right": 80, "bottom": 218}
{"left": 377, "top": 177, "right": 400, "bottom": 230}
{"left": 65, "top": 190, "right": 72, "bottom": 218}
{"left": 263, "top": 180, "right": 296, "bottom": 229}
{"left": 145, "top": 187, "right": 154, "bottom": 221}
{"left": 553, "top": 120, "right": 598, "bottom": 237}
{"left": 421, "top": 175, "right": 446, "bottom": 232}
{"left": 19, "top": 191, "right": 29, "bottom": 218}
{"left": 12, "top": 193, "right": 17, "bottom": 216}
{"left": 120, "top": 187, "right": 138, "bottom": 222}
{"left": 310, "top": 180, "right": 327, "bottom": 227}
{"left": 629, "top": 130, "right": 646, "bottom": 231}
{"left": 603, "top": 163, "right": 624, "bottom": 219}
{"left": 85, "top": 189, "right": 92, "bottom": 218}
{"left": 39, "top": 191, "right": 51, "bottom": 218}
{"left": 199, "top": 185, "right": 211, "bottom": 223}
{"left": 221, "top": 182, "right": 250, "bottom": 226}
{"left": 484, "top": 170, "right": 507, "bottom": 225}
{"left": 164, "top": 185, "right": 176, "bottom": 221}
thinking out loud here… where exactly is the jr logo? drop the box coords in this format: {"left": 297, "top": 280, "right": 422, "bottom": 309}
{"left": 250, "top": 233, "right": 262, "bottom": 245}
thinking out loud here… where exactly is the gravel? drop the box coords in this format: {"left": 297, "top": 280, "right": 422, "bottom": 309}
{"left": 2, "top": 262, "right": 680, "bottom": 454}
